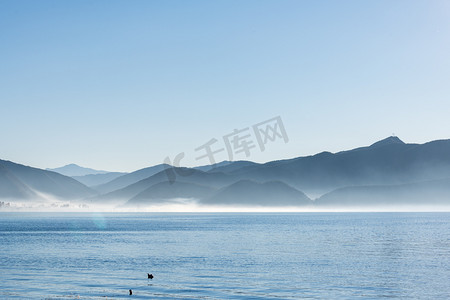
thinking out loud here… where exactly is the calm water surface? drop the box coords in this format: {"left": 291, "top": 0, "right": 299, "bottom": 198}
{"left": 0, "top": 213, "right": 450, "bottom": 299}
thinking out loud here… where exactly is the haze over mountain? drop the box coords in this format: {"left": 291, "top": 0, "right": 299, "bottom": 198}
{"left": 47, "top": 164, "right": 109, "bottom": 177}
{"left": 95, "top": 136, "right": 450, "bottom": 207}
{"left": 0, "top": 164, "right": 39, "bottom": 200}
{"left": 92, "top": 164, "right": 170, "bottom": 194}
{"left": 206, "top": 161, "right": 260, "bottom": 174}
{"left": 201, "top": 180, "right": 312, "bottom": 206}
{"left": 221, "top": 137, "right": 450, "bottom": 196}
{"left": 194, "top": 161, "right": 234, "bottom": 172}
{"left": 93, "top": 168, "right": 235, "bottom": 202}
{"left": 315, "top": 178, "right": 450, "bottom": 207}
{"left": 126, "top": 181, "right": 216, "bottom": 205}
{"left": 0, "top": 160, "right": 95, "bottom": 201}
{"left": 72, "top": 172, "right": 127, "bottom": 187}
{"left": 2, "top": 136, "right": 450, "bottom": 209}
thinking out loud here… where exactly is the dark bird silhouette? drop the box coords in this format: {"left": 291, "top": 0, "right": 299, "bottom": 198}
{"left": 129, "top": 289, "right": 133, "bottom": 295}
{"left": 147, "top": 273, "right": 154, "bottom": 279}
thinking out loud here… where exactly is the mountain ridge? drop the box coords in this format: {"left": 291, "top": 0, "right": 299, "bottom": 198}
{"left": 2, "top": 136, "right": 450, "bottom": 208}
{"left": 47, "top": 164, "right": 110, "bottom": 177}
{"left": 0, "top": 160, "right": 96, "bottom": 201}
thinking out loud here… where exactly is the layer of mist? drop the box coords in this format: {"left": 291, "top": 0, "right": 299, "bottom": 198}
{"left": 2, "top": 197, "right": 450, "bottom": 213}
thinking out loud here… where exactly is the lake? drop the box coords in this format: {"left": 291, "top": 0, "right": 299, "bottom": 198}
{"left": 1, "top": 213, "right": 450, "bottom": 299}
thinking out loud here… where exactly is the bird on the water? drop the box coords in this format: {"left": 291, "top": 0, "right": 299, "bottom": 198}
{"left": 147, "top": 273, "right": 154, "bottom": 279}
{"left": 129, "top": 289, "right": 133, "bottom": 295}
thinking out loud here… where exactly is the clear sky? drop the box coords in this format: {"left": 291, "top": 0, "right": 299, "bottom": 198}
{"left": 1, "top": 0, "right": 449, "bottom": 172}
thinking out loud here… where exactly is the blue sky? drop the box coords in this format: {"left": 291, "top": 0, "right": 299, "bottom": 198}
{"left": 1, "top": 0, "right": 449, "bottom": 172}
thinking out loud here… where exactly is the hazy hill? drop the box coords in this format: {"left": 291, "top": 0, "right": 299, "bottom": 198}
{"left": 222, "top": 137, "right": 450, "bottom": 195}
{"left": 206, "top": 160, "right": 260, "bottom": 174}
{"left": 92, "top": 137, "right": 450, "bottom": 207}
{"left": 194, "top": 161, "right": 233, "bottom": 172}
{"left": 201, "top": 180, "right": 312, "bottom": 206}
{"left": 47, "top": 164, "right": 109, "bottom": 176}
{"left": 94, "top": 161, "right": 258, "bottom": 194}
{"left": 0, "top": 164, "right": 40, "bottom": 200}
{"left": 126, "top": 181, "right": 216, "bottom": 205}
{"left": 72, "top": 172, "right": 127, "bottom": 187}
{"left": 0, "top": 160, "right": 95, "bottom": 200}
{"left": 5, "top": 136, "right": 450, "bottom": 208}
{"left": 94, "top": 167, "right": 235, "bottom": 202}
{"left": 93, "top": 164, "right": 170, "bottom": 194}
{"left": 315, "top": 178, "right": 450, "bottom": 207}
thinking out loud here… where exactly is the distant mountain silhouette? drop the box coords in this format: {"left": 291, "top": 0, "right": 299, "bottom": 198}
{"left": 87, "top": 137, "right": 450, "bottom": 207}
{"left": 222, "top": 137, "right": 450, "bottom": 195}
{"left": 368, "top": 136, "right": 404, "bottom": 148}
{"left": 93, "top": 164, "right": 170, "bottom": 194}
{"left": 315, "top": 178, "right": 450, "bottom": 207}
{"left": 0, "top": 160, "right": 95, "bottom": 201}
{"left": 126, "top": 181, "right": 216, "bottom": 205}
{"left": 202, "top": 180, "right": 312, "bottom": 206}
{"left": 194, "top": 161, "right": 233, "bottom": 172}
{"left": 72, "top": 172, "right": 127, "bottom": 187}
{"left": 93, "top": 168, "right": 235, "bottom": 202}
{"left": 47, "top": 164, "right": 109, "bottom": 176}
{"left": 0, "top": 164, "right": 40, "bottom": 200}
{"left": 206, "top": 160, "right": 260, "bottom": 174}
{"left": 93, "top": 161, "right": 258, "bottom": 194}
{"left": 4, "top": 136, "right": 450, "bottom": 208}
{"left": 95, "top": 169, "right": 314, "bottom": 206}
{"left": 193, "top": 160, "right": 259, "bottom": 173}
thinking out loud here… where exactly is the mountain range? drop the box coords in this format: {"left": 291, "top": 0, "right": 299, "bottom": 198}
{"left": 1, "top": 136, "right": 450, "bottom": 208}
{"left": 0, "top": 160, "right": 95, "bottom": 201}
{"left": 47, "top": 164, "right": 110, "bottom": 176}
